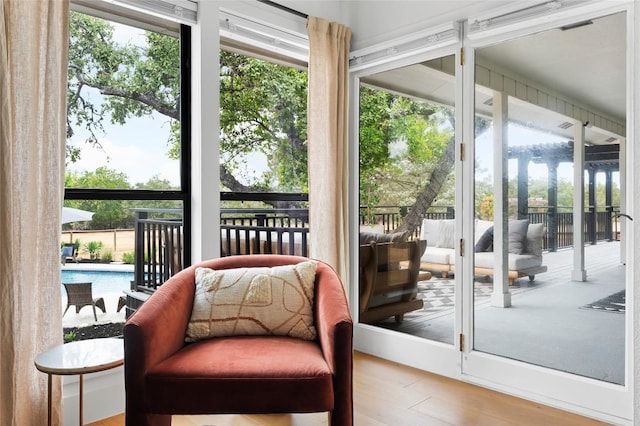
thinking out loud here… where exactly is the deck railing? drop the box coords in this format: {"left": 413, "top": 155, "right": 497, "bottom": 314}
{"left": 129, "top": 203, "right": 620, "bottom": 296}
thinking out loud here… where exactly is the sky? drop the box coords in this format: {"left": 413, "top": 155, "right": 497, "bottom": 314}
{"left": 66, "top": 112, "right": 179, "bottom": 186}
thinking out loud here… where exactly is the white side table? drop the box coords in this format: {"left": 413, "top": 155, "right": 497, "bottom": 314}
{"left": 35, "top": 338, "right": 124, "bottom": 426}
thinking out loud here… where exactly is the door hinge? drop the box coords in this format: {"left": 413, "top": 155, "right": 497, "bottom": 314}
{"left": 460, "top": 142, "right": 465, "bottom": 161}
{"left": 460, "top": 47, "right": 465, "bottom": 66}
{"left": 459, "top": 333, "right": 464, "bottom": 351}
{"left": 459, "top": 238, "right": 464, "bottom": 257}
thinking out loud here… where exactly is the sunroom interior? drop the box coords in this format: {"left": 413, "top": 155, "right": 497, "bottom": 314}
{"left": 4, "top": 0, "right": 640, "bottom": 425}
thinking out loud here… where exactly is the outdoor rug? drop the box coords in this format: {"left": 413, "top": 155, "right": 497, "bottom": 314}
{"left": 581, "top": 290, "right": 625, "bottom": 313}
{"left": 417, "top": 278, "right": 494, "bottom": 314}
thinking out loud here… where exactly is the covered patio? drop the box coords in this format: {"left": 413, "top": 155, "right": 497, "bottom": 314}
{"left": 374, "top": 240, "right": 625, "bottom": 384}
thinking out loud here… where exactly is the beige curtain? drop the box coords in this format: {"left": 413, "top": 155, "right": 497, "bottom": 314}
{"left": 0, "top": 1, "right": 69, "bottom": 424}
{"left": 306, "top": 17, "right": 352, "bottom": 289}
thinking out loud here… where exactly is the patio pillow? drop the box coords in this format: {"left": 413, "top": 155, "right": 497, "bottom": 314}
{"left": 185, "top": 261, "right": 317, "bottom": 342}
{"left": 475, "top": 226, "right": 494, "bottom": 252}
{"left": 420, "top": 219, "right": 441, "bottom": 247}
{"left": 436, "top": 220, "right": 456, "bottom": 249}
{"left": 508, "top": 219, "right": 529, "bottom": 254}
{"left": 526, "top": 223, "right": 545, "bottom": 257}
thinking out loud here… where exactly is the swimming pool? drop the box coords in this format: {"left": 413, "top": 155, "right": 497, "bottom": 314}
{"left": 61, "top": 270, "right": 133, "bottom": 296}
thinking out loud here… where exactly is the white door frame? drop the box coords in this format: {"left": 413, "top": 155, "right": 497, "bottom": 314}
{"left": 349, "top": 37, "right": 465, "bottom": 379}
{"left": 461, "top": 2, "right": 633, "bottom": 424}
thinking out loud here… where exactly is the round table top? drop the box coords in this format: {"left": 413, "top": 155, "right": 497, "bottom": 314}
{"left": 34, "top": 338, "right": 124, "bottom": 375}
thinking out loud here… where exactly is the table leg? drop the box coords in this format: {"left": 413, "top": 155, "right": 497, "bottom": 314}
{"left": 79, "top": 373, "right": 83, "bottom": 426}
{"left": 47, "top": 373, "right": 52, "bottom": 426}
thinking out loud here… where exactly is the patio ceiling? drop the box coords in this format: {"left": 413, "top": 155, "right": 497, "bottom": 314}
{"left": 361, "top": 11, "right": 626, "bottom": 147}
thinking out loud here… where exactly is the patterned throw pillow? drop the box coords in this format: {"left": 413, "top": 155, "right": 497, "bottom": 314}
{"left": 186, "top": 261, "right": 317, "bottom": 342}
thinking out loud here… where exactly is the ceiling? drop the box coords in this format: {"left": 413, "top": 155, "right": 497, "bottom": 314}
{"left": 477, "top": 12, "right": 626, "bottom": 124}
{"left": 361, "top": 11, "right": 626, "bottom": 146}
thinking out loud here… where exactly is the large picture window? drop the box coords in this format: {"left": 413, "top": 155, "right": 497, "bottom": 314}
{"left": 63, "top": 9, "right": 189, "bottom": 337}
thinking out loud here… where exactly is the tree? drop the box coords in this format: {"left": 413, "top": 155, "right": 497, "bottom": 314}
{"left": 67, "top": 12, "right": 468, "bottom": 228}
{"left": 64, "top": 167, "right": 133, "bottom": 229}
{"left": 359, "top": 83, "right": 491, "bottom": 234}
{"left": 68, "top": 12, "right": 308, "bottom": 204}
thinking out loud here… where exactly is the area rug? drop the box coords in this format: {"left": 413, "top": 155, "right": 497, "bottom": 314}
{"left": 417, "top": 278, "right": 493, "bottom": 314}
{"left": 581, "top": 290, "right": 625, "bottom": 313}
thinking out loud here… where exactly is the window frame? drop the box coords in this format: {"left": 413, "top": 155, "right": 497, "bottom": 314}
{"left": 64, "top": 15, "right": 192, "bottom": 267}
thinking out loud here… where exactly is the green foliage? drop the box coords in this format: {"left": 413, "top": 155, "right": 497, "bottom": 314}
{"left": 121, "top": 252, "right": 135, "bottom": 264}
{"left": 63, "top": 331, "right": 77, "bottom": 343}
{"left": 68, "top": 12, "right": 311, "bottom": 195}
{"left": 100, "top": 248, "right": 114, "bottom": 262}
{"left": 83, "top": 241, "right": 103, "bottom": 260}
{"left": 219, "top": 51, "right": 309, "bottom": 191}
{"left": 358, "top": 85, "right": 455, "bottom": 209}
{"left": 67, "top": 12, "right": 179, "bottom": 152}
{"left": 65, "top": 167, "right": 133, "bottom": 229}
{"left": 64, "top": 169, "right": 183, "bottom": 229}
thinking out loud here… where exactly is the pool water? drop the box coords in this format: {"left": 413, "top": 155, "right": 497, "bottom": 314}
{"left": 61, "top": 270, "right": 133, "bottom": 296}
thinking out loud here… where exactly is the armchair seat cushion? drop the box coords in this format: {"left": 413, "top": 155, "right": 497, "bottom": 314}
{"left": 146, "top": 336, "right": 334, "bottom": 414}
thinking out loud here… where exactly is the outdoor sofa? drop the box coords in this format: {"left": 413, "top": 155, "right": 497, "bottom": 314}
{"left": 419, "top": 218, "right": 547, "bottom": 285}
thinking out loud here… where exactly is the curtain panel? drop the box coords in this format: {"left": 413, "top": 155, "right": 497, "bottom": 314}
{"left": 0, "top": 1, "right": 69, "bottom": 424}
{"left": 306, "top": 17, "right": 352, "bottom": 290}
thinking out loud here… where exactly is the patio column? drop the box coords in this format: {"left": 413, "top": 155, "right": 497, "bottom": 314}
{"left": 546, "top": 160, "right": 558, "bottom": 252}
{"left": 491, "top": 91, "right": 511, "bottom": 308}
{"left": 605, "top": 169, "right": 613, "bottom": 241}
{"left": 572, "top": 123, "right": 586, "bottom": 281}
{"left": 587, "top": 167, "right": 597, "bottom": 245}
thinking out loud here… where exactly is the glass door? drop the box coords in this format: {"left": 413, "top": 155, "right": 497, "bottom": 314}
{"left": 354, "top": 49, "right": 463, "bottom": 377}
{"left": 463, "top": 11, "right": 631, "bottom": 422}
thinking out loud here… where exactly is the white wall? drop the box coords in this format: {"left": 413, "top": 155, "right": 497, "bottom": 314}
{"left": 62, "top": 367, "right": 124, "bottom": 425}
{"left": 341, "top": 1, "right": 510, "bottom": 50}
{"left": 225, "top": 1, "right": 512, "bottom": 52}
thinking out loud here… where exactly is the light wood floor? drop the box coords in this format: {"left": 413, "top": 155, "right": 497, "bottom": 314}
{"left": 88, "top": 351, "right": 609, "bottom": 426}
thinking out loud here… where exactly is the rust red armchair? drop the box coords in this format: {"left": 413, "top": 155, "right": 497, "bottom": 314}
{"left": 124, "top": 255, "right": 353, "bottom": 425}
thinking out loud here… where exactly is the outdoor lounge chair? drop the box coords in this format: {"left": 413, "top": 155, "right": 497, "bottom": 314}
{"left": 60, "top": 243, "right": 78, "bottom": 265}
{"left": 359, "top": 239, "right": 427, "bottom": 324}
{"left": 63, "top": 282, "right": 106, "bottom": 322}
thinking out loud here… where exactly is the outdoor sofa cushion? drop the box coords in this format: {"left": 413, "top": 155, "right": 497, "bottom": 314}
{"left": 474, "top": 252, "right": 542, "bottom": 271}
{"left": 420, "top": 246, "right": 454, "bottom": 265}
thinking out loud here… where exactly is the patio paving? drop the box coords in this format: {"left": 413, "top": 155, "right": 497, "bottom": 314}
{"left": 373, "top": 240, "right": 626, "bottom": 384}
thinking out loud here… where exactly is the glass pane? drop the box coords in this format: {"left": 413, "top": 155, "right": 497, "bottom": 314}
{"left": 62, "top": 200, "right": 183, "bottom": 340}
{"left": 358, "top": 55, "right": 457, "bottom": 345}
{"left": 473, "top": 13, "right": 625, "bottom": 384}
{"left": 66, "top": 12, "right": 181, "bottom": 190}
